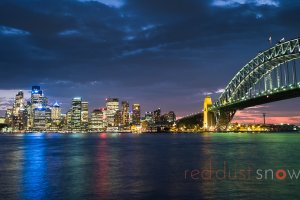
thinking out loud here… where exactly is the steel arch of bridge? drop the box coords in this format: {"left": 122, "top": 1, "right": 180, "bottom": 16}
{"left": 211, "top": 38, "right": 300, "bottom": 130}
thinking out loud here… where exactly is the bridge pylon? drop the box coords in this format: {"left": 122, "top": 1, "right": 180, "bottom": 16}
{"left": 203, "top": 96, "right": 216, "bottom": 131}
{"left": 215, "top": 109, "right": 236, "bottom": 131}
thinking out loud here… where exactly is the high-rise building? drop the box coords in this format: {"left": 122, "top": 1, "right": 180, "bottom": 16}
{"left": 81, "top": 101, "right": 89, "bottom": 130}
{"left": 90, "top": 108, "right": 104, "bottom": 132}
{"left": 33, "top": 107, "right": 46, "bottom": 131}
{"left": 167, "top": 111, "right": 176, "bottom": 123}
{"left": 31, "top": 86, "right": 47, "bottom": 109}
{"left": 12, "top": 91, "right": 26, "bottom": 131}
{"left": 13, "top": 91, "right": 24, "bottom": 116}
{"left": 153, "top": 108, "right": 161, "bottom": 124}
{"left": 132, "top": 104, "right": 141, "bottom": 125}
{"left": 105, "top": 98, "right": 119, "bottom": 127}
{"left": 145, "top": 112, "right": 154, "bottom": 124}
{"left": 114, "top": 110, "right": 122, "bottom": 127}
{"left": 71, "top": 97, "right": 82, "bottom": 132}
{"left": 66, "top": 110, "right": 72, "bottom": 131}
{"left": 121, "top": 101, "right": 129, "bottom": 127}
{"left": 30, "top": 86, "right": 48, "bottom": 131}
{"left": 51, "top": 102, "right": 61, "bottom": 122}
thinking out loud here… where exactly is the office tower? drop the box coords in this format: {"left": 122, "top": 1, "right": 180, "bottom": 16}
{"left": 114, "top": 110, "right": 122, "bottom": 127}
{"left": 153, "top": 108, "right": 161, "bottom": 124}
{"left": 66, "top": 110, "right": 72, "bottom": 131}
{"left": 132, "top": 104, "right": 141, "bottom": 125}
{"left": 81, "top": 101, "right": 89, "bottom": 131}
{"left": 12, "top": 91, "right": 26, "bottom": 131}
{"left": 12, "top": 91, "right": 24, "bottom": 116}
{"left": 105, "top": 98, "right": 119, "bottom": 127}
{"left": 167, "top": 111, "right": 176, "bottom": 123}
{"left": 145, "top": 112, "right": 154, "bottom": 124}
{"left": 31, "top": 86, "right": 47, "bottom": 109}
{"left": 121, "top": 101, "right": 129, "bottom": 127}
{"left": 30, "top": 86, "right": 48, "bottom": 130}
{"left": 51, "top": 102, "right": 61, "bottom": 123}
{"left": 71, "top": 97, "right": 82, "bottom": 132}
{"left": 90, "top": 108, "right": 104, "bottom": 132}
{"left": 5, "top": 108, "right": 13, "bottom": 127}
{"left": 33, "top": 107, "right": 46, "bottom": 131}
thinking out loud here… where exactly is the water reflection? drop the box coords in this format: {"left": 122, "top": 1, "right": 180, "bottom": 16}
{"left": 21, "top": 135, "right": 47, "bottom": 199}
{"left": 0, "top": 133, "right": 300, "bottom": 199}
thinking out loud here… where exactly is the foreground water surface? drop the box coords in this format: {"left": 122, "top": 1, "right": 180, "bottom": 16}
{"left": 0, "top": 132, "right": 300, "bottom": 200}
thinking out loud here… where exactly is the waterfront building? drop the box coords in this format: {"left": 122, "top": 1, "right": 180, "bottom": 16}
{"left": 31, "top": 86, "right": 47, "bottom": 109}
{"left": 106, "top": 98, "right": 119, "bottom": 127}
{"left": 144, "top": 112, "right": 154, "bottom": 125}
{"left": 153, "top": 108, "right": 161, "bottom": 124}
{"left": 33, "top": 107, "right": 46, "bottom": 131}
{"left": 121, "top": 101, "right": 129, "bottom": 127}
{"left": 12, "top": 91, "right": 24, "bottom": 116}
{"left": 90, "top": 108, "right": 104, "bottom": 132}
{"left": 51, "top": 102, "right": 61, "bottom": 123}
{"left": 81, "top": 101, "right": 89, "bottom": 130}
{"left": 71, "top": 97, "right": 82, "bottom": 132}
{"left": 132, "top": 104, "right": 141, "bottom": 125}
{"left": 114, "top": 110, "right": 122, "bottom": 127}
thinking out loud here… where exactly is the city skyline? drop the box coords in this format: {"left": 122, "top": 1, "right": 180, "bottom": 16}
{"left": 1, "top": 0, "right": 300, "bottom": 123}
{"left": 1, "top": 85, "right": 177, "bottom": 132}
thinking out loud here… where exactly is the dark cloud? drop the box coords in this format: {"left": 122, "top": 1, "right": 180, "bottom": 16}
{"left": 0, "top": 0, "right": 300, "bottom": 117}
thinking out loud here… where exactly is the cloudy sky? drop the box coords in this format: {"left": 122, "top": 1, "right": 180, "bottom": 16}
{"left": 1, "top": 0, "right": 300, "bottom": 123}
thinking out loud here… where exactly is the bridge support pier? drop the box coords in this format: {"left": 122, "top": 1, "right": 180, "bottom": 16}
{"left": 215, "top": 109, "right": 236, "bottom": 131}
{"left": 203, "top": 96, "right": 216, "bottom": 131}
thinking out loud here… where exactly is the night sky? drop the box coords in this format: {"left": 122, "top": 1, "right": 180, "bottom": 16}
{"left": 1, "top": 0, "right": 300, "bottom": 123}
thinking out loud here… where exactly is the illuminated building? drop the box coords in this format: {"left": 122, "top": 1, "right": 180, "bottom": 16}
{"left": 105, "top": 98, "right": 119, "bottom": 127}
{"left": 30, "top": 86, "right": 48, "bottom": 130}
{"left": 66, "top": 110, "right": 72, "bottom": 131}
{"left": 90, "top": 109, "right": 104, "bottom": 132}
{"left": 121, "top": 101, "right": 129, "bottom": 127}
{"left": 81, "top": 101, "right": 89, "bottom": 130}
{"left": 5, "top": 108, "right": 13, "bottom": 126}
{"left": 145, "top": 112, "right": 154, "bottom": 124}
{"left": 132, "top": 104, "right": 141, "bottom": 125}
{"left": 167, "top": 111, "right": 176, "bottom": 123}
{"left": 33, "top": 107, "right": 46, "bottom": 131}
{"left": 31, "top": 86, "right": 47, "bottom": 109}
{"left": 12, "top": 91, "right": 24, "bottom": 116}
{"left": 51, "top": 102, "right": 61, "bottom": 122}
{"left": 11, "top": 91, "right": 26, "bottom": 131}
{"left": 71, "top": 97, "right": 82, "bottom": 132}
{"left": 114, "top": 110, "right": 122, "bottom": 127}
{"left": 153, "top": 108, "right": 161, "bottom": 124}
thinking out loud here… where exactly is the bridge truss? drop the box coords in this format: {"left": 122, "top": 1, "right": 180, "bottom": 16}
{"left": 211, "top": 38, "right": 300, "bottom": 130}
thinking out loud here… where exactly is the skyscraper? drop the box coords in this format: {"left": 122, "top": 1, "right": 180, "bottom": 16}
{"left": 90, "top": 108, "right": 104, "bottom": 132}
{"left": 12, "top": 91, "right": 26, "bottom": 131}
{"left": 71, "top": 97, "right": 82, "bottom": 132}
{"left": 51, "top": 102, "right": 61, "bottom": 122}
{"left": 105, "top": 98, "right": 119, "bottom": 127}
{"left": 33, "top": 107, "right": 46, "bottom": 131}
{"left": 145, "top": 112, "right": 154, "bottom": 125}
{"left": 132, "top": 104, "right": 141, "bottom": 125}
{"left": 153, "top": 108, "right": 161, "bottom": 124}
{"left": 12, "top": 91, "right": 24, "bottom": 116}
{"left": 81, "top": 101, "right": 89, "bottom": 131}
{"left": 31, "top": 86, "right": 47, "bottom": 109}
{"left": 30, "top": 86, "right": 48, "bottom": 130}
{"left": 121, "top": 101, "right": 129, "bottom": 127}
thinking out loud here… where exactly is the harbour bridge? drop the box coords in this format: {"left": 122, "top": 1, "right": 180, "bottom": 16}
{"left": 182, "top": 38, "right": 300, "bottom": 131}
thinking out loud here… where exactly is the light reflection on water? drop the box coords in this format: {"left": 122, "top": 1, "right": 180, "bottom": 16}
{"left": 0, "top": 133, "right": 300, "bottom": 199}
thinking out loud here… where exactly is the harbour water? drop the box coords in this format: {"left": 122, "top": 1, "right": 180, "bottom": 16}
{"left": 0, "top": 132, "right": 300, "bottom": 200}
